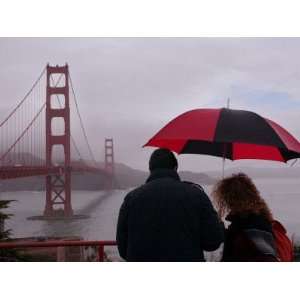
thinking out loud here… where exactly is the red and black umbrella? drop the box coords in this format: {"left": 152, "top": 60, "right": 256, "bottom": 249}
{"left": 144, "top": 108, "right": 300, "bottom": 162}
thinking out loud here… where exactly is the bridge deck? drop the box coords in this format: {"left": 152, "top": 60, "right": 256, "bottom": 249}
{"left": 0, "top": 165, "right": 110, "bottom": 180}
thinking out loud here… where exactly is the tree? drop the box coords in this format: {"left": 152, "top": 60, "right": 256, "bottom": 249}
{"left": 0, "top": 199, "right": 18, "bottom": 261}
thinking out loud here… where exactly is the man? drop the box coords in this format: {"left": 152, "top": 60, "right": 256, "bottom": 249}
{"left": 116, "top": 148, "right": 224, "bottom": 261}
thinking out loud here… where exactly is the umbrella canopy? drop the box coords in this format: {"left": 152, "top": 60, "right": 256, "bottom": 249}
{"left": 144, "top": 108, "right": 300, "bottom": 162}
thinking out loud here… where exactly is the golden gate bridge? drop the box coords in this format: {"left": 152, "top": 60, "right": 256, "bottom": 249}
{"left": 0, "top": 64, "right": 115, "bottom": 219}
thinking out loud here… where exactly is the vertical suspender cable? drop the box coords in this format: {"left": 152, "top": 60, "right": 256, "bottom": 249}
{"left": 0, "top": 67, "right": 46, "bottom": 128}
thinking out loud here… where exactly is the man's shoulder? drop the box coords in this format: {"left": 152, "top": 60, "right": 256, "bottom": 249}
{"left": 124, "top": 184, "right": 147, "bottom": 201}
{"left": 124, "top": 180, "right": 207, "bottom": 200}
{"left": 181, "top": 181, "right": 205, "bottom": 193}
{"left": 180, "top": 181, "right": 213, "bottom": 207}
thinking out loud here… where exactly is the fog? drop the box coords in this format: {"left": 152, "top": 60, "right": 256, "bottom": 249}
{"left": 1, "top": 38, "right": 300, "bottom": 172}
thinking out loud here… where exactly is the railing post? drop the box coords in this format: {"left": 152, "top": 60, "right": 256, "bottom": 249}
{"left": 57, "top": 246, "right": 66, "bottom": 261}
{"left": 98, "top": 244, "right": 104, "bottom": 262}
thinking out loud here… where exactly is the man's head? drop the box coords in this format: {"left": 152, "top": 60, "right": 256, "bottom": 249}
{"left": 149, "top": 148, "right": 178, "bottom": 172}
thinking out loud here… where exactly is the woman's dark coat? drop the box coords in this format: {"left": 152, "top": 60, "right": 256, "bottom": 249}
{"left": 222, "top": 212, "right": 278, "bottom": 262}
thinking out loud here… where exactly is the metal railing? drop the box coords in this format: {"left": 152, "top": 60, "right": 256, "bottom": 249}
{"left": 0, "top": 240, "right": 117, "bottom": 262}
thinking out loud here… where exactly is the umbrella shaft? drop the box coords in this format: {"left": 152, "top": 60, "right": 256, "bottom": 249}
{"left": 222, "top": 143, "right": 227, "bottom": 178}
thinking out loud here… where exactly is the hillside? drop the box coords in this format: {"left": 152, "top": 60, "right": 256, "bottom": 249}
{"left": 0, "top": 158, "right": 216, "bottom": 191}
{"left": 114, "top": 163, "right": 216, "bottom": 188}
{"left": 206, "top": 166, "right": 300, "bottom": 179}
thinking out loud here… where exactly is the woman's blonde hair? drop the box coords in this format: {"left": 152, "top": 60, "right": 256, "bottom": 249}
{"left": 212, "top": 173, "right": 273, "bottom": 220}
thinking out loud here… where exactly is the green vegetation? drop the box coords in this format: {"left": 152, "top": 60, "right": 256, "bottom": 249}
{"left": 294, "top": 244, "right": 300, "bottom": 262}
{"left": 0, "top": 199, "right": 19, "bottom": 261}
{"left": 0, "top": 199, "right": 56, "bottom": 261}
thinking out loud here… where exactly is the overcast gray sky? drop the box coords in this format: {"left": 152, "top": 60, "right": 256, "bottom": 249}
{"left": 1, "top": 37, "right": 300, "bottom": 172}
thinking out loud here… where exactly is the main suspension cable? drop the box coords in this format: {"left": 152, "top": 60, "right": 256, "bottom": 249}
{"left": 69, "top": 70, "right": 96, "bottom": 164}
{"left": 0, "top": 67, "right": 46, "bottom": 128}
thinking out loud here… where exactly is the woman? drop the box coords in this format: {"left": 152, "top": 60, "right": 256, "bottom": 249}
{"left": 213, "top": 173, "right": 278, "bottom": 262}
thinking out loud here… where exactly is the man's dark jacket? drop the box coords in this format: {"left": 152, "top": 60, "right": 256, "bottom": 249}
{"left": 116, "top": 169, "right": 224, "bottom": 261}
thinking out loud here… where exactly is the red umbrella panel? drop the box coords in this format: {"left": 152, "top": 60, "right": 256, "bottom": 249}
{"left": 144, "top": 108, "right": 300, "bottom": 162}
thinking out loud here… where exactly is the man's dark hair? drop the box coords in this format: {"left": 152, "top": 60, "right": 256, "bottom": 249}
{"left": 149, "top": 148, "right": 178, "bottom": 172}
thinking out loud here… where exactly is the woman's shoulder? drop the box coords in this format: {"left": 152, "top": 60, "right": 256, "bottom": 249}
{"left": 226, "top": 212, "right": 273, "bottom": 232}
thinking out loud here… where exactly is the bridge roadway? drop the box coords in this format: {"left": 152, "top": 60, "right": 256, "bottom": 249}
{"left": 0, "top": 165, "right": 110, "bottom": 180}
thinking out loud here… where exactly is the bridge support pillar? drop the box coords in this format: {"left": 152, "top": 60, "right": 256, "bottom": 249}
{"left": 44, "top": 64, "right": 73, "bottom": 218}
{"left": 105, "top": 138, "right": 115, "bottom": 189}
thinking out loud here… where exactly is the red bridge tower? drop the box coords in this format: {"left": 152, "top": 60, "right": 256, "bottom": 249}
{"left": 44, "top": 64, "right": 73, "bottom": 217}
{"left": 105, "top": 138, "right": 115, "bottom": 189}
